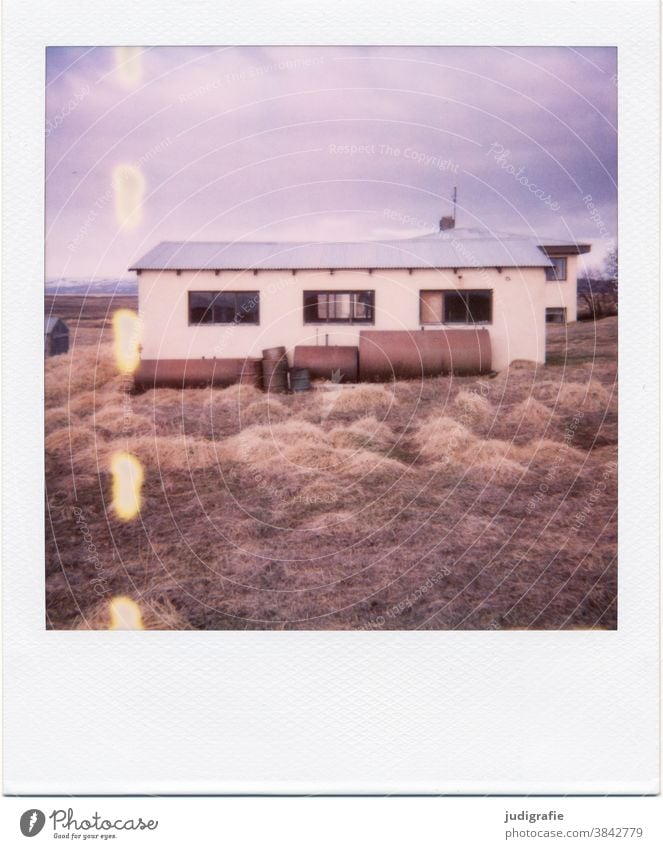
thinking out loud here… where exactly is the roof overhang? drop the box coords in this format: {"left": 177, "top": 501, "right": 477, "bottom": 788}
{"left": 539, "top": 243, "right": 591, "bottom": 256}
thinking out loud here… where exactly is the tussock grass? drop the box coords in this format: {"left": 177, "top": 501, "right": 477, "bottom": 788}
{"left": 241, "top": 397, "right": 291, "bottom": 426}
{"left": 533, "top": 379, "right": 611, "bottom": 412}
{"left": 506, "top": 397, "right": 552, "bottom": 429}
{"left": 316, "top": 383, "right": 396, "bottom": 416}
{"left": 414, "top": 414, "right": 477, "bottom": 461}
{"left": 330, "top": 417, "right": 395, "bottom": 454}
{"left": 515, "top": 437, "right": 584, "bottom": 466}
{"left": 45, "top": 344, "right": 117, "bottom": 405}
{"left": 453, "top": 389, "right": 493, "bottom": 425}
{"left": 203, "top": 384, "right": 264, "bottom": 410}
{"left": 93, "top": 405, "right": 155, "bottom": 436}
{"left": 45, "top": 425, "right": 96, "bottom": 456}
{"left": 338, "top": 449, "right": 404, "bottom": 480}
{"left": 124, "top": 435, "right": 221, "bottom": 471}
{"left": 45, "top": 406, "right": 74, "bottom": 433}
{"left": 67, "top": 390, "right": 100, "bottom": 417}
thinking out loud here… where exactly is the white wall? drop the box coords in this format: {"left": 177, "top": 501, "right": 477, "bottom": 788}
{"left": 138, "top": 266, "right": 548, "bottom": 371}
{"left": 544, "top": 254, "right": 578, "bottom": 322}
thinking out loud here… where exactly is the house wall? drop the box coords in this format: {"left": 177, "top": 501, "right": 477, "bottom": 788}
{"left": 138, "top": 266, "right": 548, "bottom": 372}
{"left": 544, "top": 254, "right": 578, "bottom": 322}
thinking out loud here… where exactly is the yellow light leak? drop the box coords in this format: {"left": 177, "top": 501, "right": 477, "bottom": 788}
{"left": 113, "top": 308, "right": 142, "bottom": 374}
{"left": 109, "top": 596, "right": 144, "bottom": 630}
{"left": 111, "top": 451, "right": 144, "bottom": 521}
{"left": 113, "top": 164, "right": 145, "bottom": 229}
{"left": 115, "top": 47, "right": 143, "bottom": 86}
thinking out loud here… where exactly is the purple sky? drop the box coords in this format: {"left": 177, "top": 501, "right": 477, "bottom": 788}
{"left": 45, "top": 46, "right": 617, "bottom": 279}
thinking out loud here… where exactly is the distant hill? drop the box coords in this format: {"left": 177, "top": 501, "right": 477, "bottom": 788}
{"left": 45, "top": 278, "right": 138, "bottom": 295}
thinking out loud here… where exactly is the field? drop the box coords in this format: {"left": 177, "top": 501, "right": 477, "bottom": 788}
{"left": 45, "top": 295, "right": 617, "bottom": 630}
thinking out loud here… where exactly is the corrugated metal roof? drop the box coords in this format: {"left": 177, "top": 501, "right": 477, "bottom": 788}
{"left": 130, "top": 228, "right": 564, "bottom": 271}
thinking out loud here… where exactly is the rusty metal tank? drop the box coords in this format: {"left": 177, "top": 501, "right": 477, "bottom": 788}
{"left": 133, "top": 358, "right": 260, "bottom": 390}
{"left": 236, "top": 358, "right": 263, "bottom": 389}
{"left": 261, "top": 358, "right": 288, "bottom": 394}
{"left": 292, "top": 345, "right": 359, "bottom": 383}
{"left": 358, "top": 329, "right": 491, "bottom": 379}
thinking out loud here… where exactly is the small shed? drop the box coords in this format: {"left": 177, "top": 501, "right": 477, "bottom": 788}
{"left": 44, "top": 316, "right": 69, "bottom": 356}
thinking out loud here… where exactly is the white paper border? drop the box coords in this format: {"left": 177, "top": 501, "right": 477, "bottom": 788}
{"left": 2, "top": 0, "right": 659, "bottom": 794}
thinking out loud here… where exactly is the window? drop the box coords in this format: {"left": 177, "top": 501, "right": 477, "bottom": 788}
{"left": 303, "top": 290, "right": 375, "bottom": 324}
{"left": 188, "top": 291, "right": 259, "bottom": 325}
{"left": 419, "top": 290, "right": 492, "bottom": 325}
{"left": 546, "top": 307, "right": 567, "bottom": 324}
{"left": 545, "top": 257, "right": 567, "bottom": 281}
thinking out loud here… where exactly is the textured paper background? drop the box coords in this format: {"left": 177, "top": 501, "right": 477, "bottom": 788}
{"left": 2, "top": 0, "right": 659, "bottom": 793}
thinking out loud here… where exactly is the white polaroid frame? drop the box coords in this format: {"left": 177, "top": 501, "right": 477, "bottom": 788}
{"left": 2, "top": 0, "right": 659, "bottom": 794}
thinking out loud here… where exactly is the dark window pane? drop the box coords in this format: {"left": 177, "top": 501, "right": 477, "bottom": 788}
{"left": 444, "top": 291, "right": 492, "bottom": 324}
{"left": 467, "top": 292, "right": 491, "bottom": 323}
{"left": 355, "top": 291, "right": 374, "bottom": 321}
{"left": 546, "top": 307, "right": 566, "bottom": 324}
{"left": 236, "top": 292, "right": 259, "bottom": 324}
{"left": 303, "top": 292, "right": 321, "bottom": 322}
{"left": 545, "top": 257, "right": 567, "bottom": 281}
{"left": 444, "top": 292, "right": 469, "bottom": 323}
{"left": 190, "top": 291, "right": 215, "bottom": 324}
{"left": 213, "top": 292, "right": 236, "bottom": 323}
{"left": 189, "top": 290, "right": 260, "bottom": 324}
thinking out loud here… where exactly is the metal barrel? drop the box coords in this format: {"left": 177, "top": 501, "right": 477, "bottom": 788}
{"left": 262, "top": 346, "right": 287, "bottom": 361}
{"left": 261, "top": 358, "right": 288, "bottom": 393}
{"left": 290, "top": 367, "right": 311, "bottom": 392}
{"left": 236, "top": 358, "right": 263, "bottom": 389}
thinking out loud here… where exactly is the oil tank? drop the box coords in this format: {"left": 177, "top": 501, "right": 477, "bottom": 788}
{"left": 134, "top": 358, "right": 259, "bottom": 390}
{"left": 358, "top": 329, "right": 491, "bottom": 380}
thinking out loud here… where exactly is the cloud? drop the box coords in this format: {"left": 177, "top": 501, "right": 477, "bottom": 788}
{"left": 45, "top": 46, "right": 617, "bottom": 277}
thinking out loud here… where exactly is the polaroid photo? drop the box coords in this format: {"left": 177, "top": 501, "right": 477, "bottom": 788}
{"left": 2, "top": 0, "right": 659, "bottom": 797}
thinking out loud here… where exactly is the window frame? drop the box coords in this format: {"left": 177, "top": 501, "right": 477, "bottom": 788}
{"left": 545, "top": 307, "right": 567, "bottom": 324}
{"left": 544, "top": 256, "right": 568, "bottom": 282}
{"left": 302, "top": 290, "right": 376, "bottom": 324}
{"left": 188, "top": 290, "right": 260, "bottom": 326}
{"left": 419, "top": 289, "right": 493, "bottom": 326}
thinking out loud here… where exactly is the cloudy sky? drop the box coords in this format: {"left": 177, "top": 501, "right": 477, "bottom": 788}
{"left": 45, "top": 45, "right": 617, "bottom": 279}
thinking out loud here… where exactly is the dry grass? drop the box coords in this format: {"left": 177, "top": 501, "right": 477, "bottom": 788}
{"left": 453, "top": 389, "right": 494, "bottom": 425}
{"left": 506, "top": 397, "right": 553, "bottom": 429}
{"left": 45, "top": 297, "right": 617, "bottom": 631}
{"left": 533, "top": 379, "right": 612, "bottom": 412}
{"left": 241, "top": 397, "right": 291, "bottom": 426}
{"left": 315, "top": 383, "right": 396, "bottom": 416}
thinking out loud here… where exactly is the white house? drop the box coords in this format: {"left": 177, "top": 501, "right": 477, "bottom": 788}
{"left": 130, "top": 219, "right": 589, "bottom": 388}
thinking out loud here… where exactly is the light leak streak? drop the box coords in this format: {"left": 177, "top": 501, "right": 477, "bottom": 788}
{"left": 113, "top": 163, "right": 145, "bottom": 229}
{"left": 115, "top": 46, "right": 143, "bottom": 85}
{"left": 110, "top": 451, "right": 144, "bottom": 520}
{"left": 112, "top": 308, "right": 142, "bottom": 374}
{"left": 109, "top": 596, "right": 144, "bottom": 630}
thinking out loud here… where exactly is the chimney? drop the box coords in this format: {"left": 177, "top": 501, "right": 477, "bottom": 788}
{"left": 439, "top": 215, "right": 455, "bottom": 231}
